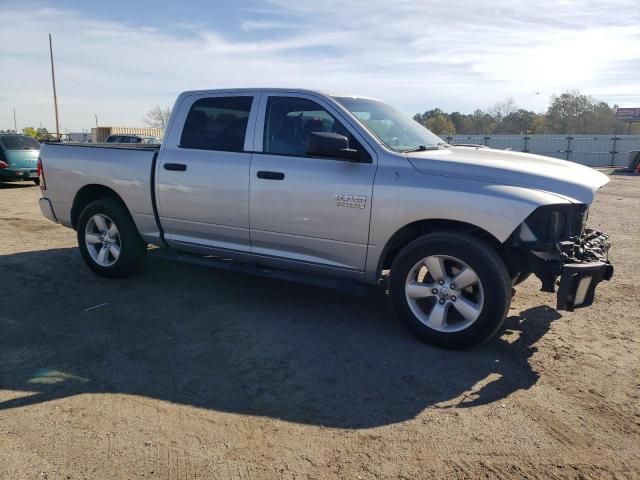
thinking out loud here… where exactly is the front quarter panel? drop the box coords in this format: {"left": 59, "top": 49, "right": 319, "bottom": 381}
{"left": 365, "top": 156, "right": 573, "bottom": 278}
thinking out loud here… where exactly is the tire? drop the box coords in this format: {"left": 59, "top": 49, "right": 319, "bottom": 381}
{"left": 33, "top": 178, "right": 40, "bottom": 186}
{"left": 389, "top": 231, "right": 512, "bottom": 349}
{"left": 77, "top": 199, "right": 146, "bottom": 278}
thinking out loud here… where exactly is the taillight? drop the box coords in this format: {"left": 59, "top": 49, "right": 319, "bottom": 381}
{"left": 37, "top": 158, "right": 46, "bottom": 190}
{"left": 0, "top": 160, "right": 8, "bottom": 169}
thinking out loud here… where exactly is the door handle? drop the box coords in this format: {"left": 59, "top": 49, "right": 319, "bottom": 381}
{"left": 257, "top": 171, "right": 285, "bottom": 180}
{"left": 164, "top": 163, "right": 187, "bottom": 171}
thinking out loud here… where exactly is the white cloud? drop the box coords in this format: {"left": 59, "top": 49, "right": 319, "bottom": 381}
{"left": 1, "top": 1, "right": 639, "bottom": 131}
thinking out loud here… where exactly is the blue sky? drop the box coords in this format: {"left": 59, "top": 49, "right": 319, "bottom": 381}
{"left": 1, "top": 0, "right": 639, "bottom": 131}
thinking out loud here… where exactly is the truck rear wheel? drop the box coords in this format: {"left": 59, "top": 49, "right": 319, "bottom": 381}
{"left": 77, "top": 199, "right": 146, "bottom": 278}
{"left": 389, "top": 231, "right": 512, "bottom": 349}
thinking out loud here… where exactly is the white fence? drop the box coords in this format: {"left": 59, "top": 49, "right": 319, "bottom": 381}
{"left": 443, "top": 135, "right": 640, "bottom": 167}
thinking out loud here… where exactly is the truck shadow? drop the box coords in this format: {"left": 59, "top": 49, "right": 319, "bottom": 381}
{"left": 0, "top": 247, "right": 560, "bottom": 428}
{"left": 0, "top": 181, "right": 36, "bottom": 189}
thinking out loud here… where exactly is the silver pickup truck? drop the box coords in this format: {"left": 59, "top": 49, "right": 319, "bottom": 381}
{"left": 38, "top": 88, "right": 613, "bottom": 348}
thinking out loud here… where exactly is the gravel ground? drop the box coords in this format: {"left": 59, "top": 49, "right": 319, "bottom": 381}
{"left": 0, "top": 174, "right": 639, "bottom": 479}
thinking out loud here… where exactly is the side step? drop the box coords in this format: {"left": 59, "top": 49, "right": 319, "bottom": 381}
{"left": 147, "top": 248, "right": 369, "bottom": 297}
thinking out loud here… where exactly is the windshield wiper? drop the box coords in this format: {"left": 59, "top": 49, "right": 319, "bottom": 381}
{"left": 402, "top": 145, "right": 441, "bottom": 153}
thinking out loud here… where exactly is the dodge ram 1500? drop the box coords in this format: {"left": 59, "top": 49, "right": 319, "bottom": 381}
{"left": 38, "top": 88, "right": 613, "bottom": 348}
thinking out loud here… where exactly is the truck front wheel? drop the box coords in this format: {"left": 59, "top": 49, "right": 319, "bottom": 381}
{"left": 389, "top": 231, "right": 512, "bottom": 349}
{"left": 77, "top": 199, "right": 146, "bottom": 278}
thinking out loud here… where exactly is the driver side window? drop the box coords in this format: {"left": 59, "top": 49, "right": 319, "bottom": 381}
{"left": 263, "top": 96, "right": 363, "bottom": 158}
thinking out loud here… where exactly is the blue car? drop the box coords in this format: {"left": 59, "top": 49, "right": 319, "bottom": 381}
{"left": 0, "top": 134, "right": 41, "bottom": 185}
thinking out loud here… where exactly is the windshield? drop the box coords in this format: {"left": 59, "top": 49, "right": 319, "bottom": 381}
{"left": 0, "top": 135, "right": 41, "bottom": 151}
{"left": 333, "top": 97, "right": 444, "bottom": 152}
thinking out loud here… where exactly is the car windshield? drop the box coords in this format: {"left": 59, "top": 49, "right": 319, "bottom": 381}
{"left": 0, "top": 135, "right": 41, "bottom": 150}
{"left": 333, "top": 97, "right": 444, "bottom": 152}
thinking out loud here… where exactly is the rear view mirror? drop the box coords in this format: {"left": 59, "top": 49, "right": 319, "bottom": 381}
{"left": 306, "top": 132, "right": 361, "bottom": 161}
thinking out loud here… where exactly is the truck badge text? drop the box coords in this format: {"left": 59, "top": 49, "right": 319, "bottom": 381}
{"left": 334, "top": 194, "right": 366, "bottom": 209}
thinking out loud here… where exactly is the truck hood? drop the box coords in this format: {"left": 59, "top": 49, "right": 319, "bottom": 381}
{"left": 407, "top": 146, "right": 609, "bottom": 204}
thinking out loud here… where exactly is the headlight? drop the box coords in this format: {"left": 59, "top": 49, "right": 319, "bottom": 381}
{"left": 522, "top": 204, "right": 588, "bottom": 242}
{"left": 580, "top": 206, "right": 589, "bottom": 235}
{"left": 549, "top": 210, "right": 566, "bottom": 239}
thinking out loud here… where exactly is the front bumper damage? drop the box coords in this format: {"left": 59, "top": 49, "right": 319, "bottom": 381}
{"left": 555, "top": 229, "right": 613, "bottom": 311}
{"left": 515, "top": 229, "right": 614, "bottom": 312}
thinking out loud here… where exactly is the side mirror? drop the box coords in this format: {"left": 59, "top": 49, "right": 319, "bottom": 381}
{"left": 306, "top": 132, "right": 361, "bottom": 161}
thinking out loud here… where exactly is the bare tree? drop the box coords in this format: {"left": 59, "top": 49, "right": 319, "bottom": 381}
{"left": 143, "top": 106, "right": 171, "bottom": 128}
{"left": 489, "top": 98, "right": 518, "bottom": 122}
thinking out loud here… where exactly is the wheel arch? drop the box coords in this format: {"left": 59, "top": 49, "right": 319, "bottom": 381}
{"left": 376, "top": 219, "right": 504, "bottom": 277}
{"left": 71, "top": 184, "right": 128, "bottom": 229}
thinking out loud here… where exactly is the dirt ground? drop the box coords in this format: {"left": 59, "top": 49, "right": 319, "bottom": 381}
{"left": 0, "top": 174, "right": 639, "bottom": 479}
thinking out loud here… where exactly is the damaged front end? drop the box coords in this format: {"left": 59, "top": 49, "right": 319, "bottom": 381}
{"left": 554, "top": 229, "right": 613, "bottom": 310}
{"left": 507, "top": 204, "right": 614, "bottom": 311}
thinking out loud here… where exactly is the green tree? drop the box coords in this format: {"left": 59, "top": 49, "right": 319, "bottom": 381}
{"left": 34, "top": 128, "right": 54, "bottom": 141}
{"left": 413, "top": 108, "right": 446, "bottom": 125}
{"left": 471, "top": 109, "right": 496, "bottom": 135}
{"left": 425, "top": 115, "right": 456, "bottom": 135}
{"left": 499, "top": 109, "right": 546, "bottom": 134}
{"left": 528, "top": 115, "right": 546, "bottom": 134}
{"left": 545, "top": 91, "right": 618, "bottom": 134}
{"left": 22, "top": 127, "right": 37, "bottom": 137}
{"left": 449, "top": 112, "right": 475, "bottom": 134}
{"left": 412, "top": 90, "right": 630, "bottom": 135}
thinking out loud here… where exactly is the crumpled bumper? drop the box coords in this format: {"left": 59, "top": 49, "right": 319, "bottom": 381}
{"left": 555, "top": 229, "right": 613, "bottom": 311}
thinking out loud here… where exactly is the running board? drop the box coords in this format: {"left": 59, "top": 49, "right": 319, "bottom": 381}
{"left": 147, "top": 248, "right": 369, "bottom": 297}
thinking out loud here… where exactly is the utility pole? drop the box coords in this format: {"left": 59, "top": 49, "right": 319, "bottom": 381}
{"left": 95, "top": 115, "right": 98, "bottom": 128}
{"left": 49, "top": 33, "right": 60, "bottom": 140}
{"left": 13, "top": 108, "right": 17, "bottom": 133}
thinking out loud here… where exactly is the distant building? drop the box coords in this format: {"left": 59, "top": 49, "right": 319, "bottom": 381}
{"left": 91, "top": 127, "right": 164, "bottom": 143}
{"left": 69, "top": 132, "right": 92, "bottom": 142}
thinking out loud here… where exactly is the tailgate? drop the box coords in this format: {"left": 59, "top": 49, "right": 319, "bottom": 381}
{"left": 6, "top": 149, "right": 40, "bottom": 169}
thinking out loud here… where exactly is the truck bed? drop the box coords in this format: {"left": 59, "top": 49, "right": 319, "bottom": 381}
{"left": 39, "top": 142, "right": 161, "bottom": 242}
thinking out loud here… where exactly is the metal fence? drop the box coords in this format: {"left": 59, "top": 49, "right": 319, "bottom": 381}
{"left": 443, "top": 134, "right": 640, "bottom": 167}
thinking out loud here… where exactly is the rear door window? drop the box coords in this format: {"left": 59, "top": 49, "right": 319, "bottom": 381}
{"left": 180, "top": 96, "right": 253, "bottom": 152}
